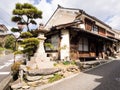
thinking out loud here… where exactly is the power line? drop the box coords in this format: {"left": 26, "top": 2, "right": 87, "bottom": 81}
{"left": 0, "top": 17, "right": 11, "bottom": 26}
{"left": 0, "top": 8, "right": 12, "bottom": 26}
{"left": 0, "top": 8, "right": 11, "bottom": 16}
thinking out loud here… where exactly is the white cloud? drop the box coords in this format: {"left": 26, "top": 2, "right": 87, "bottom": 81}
{"left": 106, "top": 15, "right": 120, "bottom": 29}
{"left": 36, "top": 0, "right": 120, "bottom": 30}
{"left": 35, "top": 0, "right": 55, "bottom": 24}
{"left": 0, "top": 0, "right": 31, "bottom": 29}
{"left": 1, "top": 0, "right": 120, "bottom": 30}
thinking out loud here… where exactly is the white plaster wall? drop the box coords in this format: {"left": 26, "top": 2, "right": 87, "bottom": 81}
{"left": 60, "top": 29, "right": 70, "bottom": 60}
{"left": 79, "top": 23, "right": 85, "bottom": 29}
{"left": 45, "top": 8, "right": 79, "bottom": 30}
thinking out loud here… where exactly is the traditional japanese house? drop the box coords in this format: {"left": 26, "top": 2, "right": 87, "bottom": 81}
{"left": 44, "top": 5, "right": 120, "bottom": 61}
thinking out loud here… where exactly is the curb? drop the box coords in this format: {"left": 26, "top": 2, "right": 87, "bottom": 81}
{"left": 32, "top": 60, "right": 115, "bottom": 90}
{"left": 0, "top": 75, "right": 12, "bottom": 90}
{"left": 35, "top": 73, "right": 80, "bottom": 90}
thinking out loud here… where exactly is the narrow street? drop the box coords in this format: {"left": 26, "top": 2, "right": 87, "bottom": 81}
{"left": 42, "top": 60, "right": 120, "bottom": 90}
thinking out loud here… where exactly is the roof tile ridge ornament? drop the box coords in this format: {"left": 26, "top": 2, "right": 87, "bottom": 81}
{"left": 58, "top": 4, "right": 63, "bottom": 8}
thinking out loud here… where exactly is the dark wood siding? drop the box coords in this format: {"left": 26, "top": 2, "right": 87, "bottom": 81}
{"left": 98, "top": 27, "right": 106, "bottom": 36}
{"left": 107, "top": 31, "right": 115, "bottom": 37}
{"left": 85, "top": 18, "right": 93, "bottom": 31}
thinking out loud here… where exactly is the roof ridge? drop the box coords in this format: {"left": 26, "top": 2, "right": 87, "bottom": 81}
{"left": 58, "top": 5, "right": 111, "bottom": 29}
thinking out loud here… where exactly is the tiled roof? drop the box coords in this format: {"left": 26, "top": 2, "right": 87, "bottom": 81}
{"left": 59, "top": 6, "right": 111, "bottom": 29}
{"left": 0, "top": 24, "right": 8, "bottom": 32}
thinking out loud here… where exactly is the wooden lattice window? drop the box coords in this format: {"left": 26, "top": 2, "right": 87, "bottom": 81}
{"left": 78, "top": 37, "right": 88, "bottom": 51}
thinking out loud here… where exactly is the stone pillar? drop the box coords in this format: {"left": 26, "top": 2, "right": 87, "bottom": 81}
{"left": 27, "top": 31, "right": 54, "bottom": 69}
{"left": 34, "top": 32, "right": 50, "bottom": 62}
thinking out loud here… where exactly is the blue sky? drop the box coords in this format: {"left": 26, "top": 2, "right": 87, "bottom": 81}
{"left": 0, "top": 0, "right": 120, "bottom": 31}
{"left": 46, "top": 0, "right": 52, "bottom": 3}
{"left": 32, "top": 0, "right": 52, "bottom": 4}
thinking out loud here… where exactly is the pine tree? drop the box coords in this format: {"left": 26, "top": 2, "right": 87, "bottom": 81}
{"left": 11, "top": 3, "right": 42, "bottom": 60}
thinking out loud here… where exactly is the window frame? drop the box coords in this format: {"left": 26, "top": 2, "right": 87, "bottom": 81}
{"left": 45, "top": 35, "right": 59, "bottom": 51}
{"left": 78, "top": 37, "right": 88, "bottom": 52}
{"left": 92, "top": 25, "right": 98, "bottom": 34}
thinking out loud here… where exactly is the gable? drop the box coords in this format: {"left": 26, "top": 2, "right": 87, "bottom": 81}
{"left": 44, "top": 7, "right": 79, "bottom": 30}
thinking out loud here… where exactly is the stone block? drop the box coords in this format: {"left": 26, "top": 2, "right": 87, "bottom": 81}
{"left": 27, "top": 68, "right": 61, "bottom": 76}
{"left": 25, "top": 75, "right": 42, "bottom": 81}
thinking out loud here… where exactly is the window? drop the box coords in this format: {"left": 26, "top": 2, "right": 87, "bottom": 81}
{"left": 51, "top": 35, "right": 59, "bottom": 50}
{"left": 92, "top": 25, "right": 98, "bottom": 34}
{"left": 0, "top": 30, "right": 4, "bottom": 33}
{"left": 45, "top": 35, "right": 59, "bottom": 51}
{"left": 78, "top": 38, "right": 88, "bottom": 51}
{"left": 45, "top": 38, "right": 51, "bottom": 50}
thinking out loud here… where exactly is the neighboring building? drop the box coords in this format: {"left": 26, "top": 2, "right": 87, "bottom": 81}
{"left": 111, "top": 29, "right": 120, "bottom": 52}
{"left": 0, "top": 24, "right": 8, "bottom": 34}
{"left": 44, "top": 5, "right": 120, "bottom": 61}
{"left": 0, "top": 24, "right": 8, "bottom": 47}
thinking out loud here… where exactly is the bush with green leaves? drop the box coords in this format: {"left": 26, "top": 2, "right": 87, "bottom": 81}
{"left": 45, "top": 43, "right": 54, "bottom": 50}
{"left": 4, "top": 35, "right": 16, "bottom": 50}
{"left": 0, "top": 47, "right": 5, "bottom": 51}
{"left": 62, "top": 61, "right": 71, "bottom": 65}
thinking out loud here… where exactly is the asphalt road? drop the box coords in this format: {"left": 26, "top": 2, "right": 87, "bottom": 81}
{"left": 42, "top": 60, "right": 120, "bottom": 90}
{"left": 0, "top": 54, "right": 21, "bottom": 82}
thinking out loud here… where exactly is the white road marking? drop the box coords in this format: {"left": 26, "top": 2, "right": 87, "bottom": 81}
{"left": 0, "top": 65, "right": 6, "bottom": 69}
{"left": 0, "top": 72, "right": 10, "bottom": 75}
{"left": 4, "top": 62, "right": 12, "bottom": 67}
{"left": 0, "top": 55, "right": 23, "bottom": 70}
{"left": 8, "top": 59, "right": 14, "bottom": 62}
{"left": 0, "top": 59, "right": 13, "bottom": 70}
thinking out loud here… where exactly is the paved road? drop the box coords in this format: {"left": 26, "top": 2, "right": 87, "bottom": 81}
{"left": 0, "top": 54, "right": 21, "bottom": 82}
{"left": 42, "top": 60, "right": 120, "bottom": 90}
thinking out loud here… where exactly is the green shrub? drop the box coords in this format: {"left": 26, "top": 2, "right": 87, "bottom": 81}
{"left": 0, "top": 47, "right": 5, "bottom": 51}
{"left": 4, "top": 35, "right": 16, "bottom": 50}
{"left": 70, "top": 61, "right": 76, "bottom": 65}
{"left": 48, "top": 74, "right": 63, "bottom": 83}
{"left": 62, "top": 61, "right": 70, "bottom": 65}
{"left": 45, "top": 43, "right": 54, "bottom": 50}
{"left": 53, "top": 63, "right": 57, "bottom": 66}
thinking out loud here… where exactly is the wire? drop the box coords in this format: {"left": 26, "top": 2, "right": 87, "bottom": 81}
{"left": 0, "top": 8, "right": 13, "bottom": 26}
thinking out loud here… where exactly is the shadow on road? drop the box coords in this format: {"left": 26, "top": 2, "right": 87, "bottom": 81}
{"left": 84, "top": 60, "right": 120, "bottom": 90}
